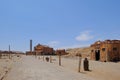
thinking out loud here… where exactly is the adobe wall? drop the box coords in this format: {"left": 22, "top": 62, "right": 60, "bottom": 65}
{"left": 90, "top": 40, "right": 120, "bottom": 62}
{"left": 90, "top": 46, "right": 96, "bottom": 60}
{"left": 34, "top": 44, "right": 54, "bottom": 55}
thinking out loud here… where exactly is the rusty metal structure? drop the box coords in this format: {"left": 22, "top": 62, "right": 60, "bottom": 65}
{"left": 90, "top": 40, "right": 120, "bottom": 62}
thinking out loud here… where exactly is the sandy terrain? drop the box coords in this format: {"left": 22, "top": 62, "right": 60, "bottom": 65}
{"left": 0, "top": 55, "right": 120, "bottom": 80}
{"left": 0, "top": 54, "right": 22, "bottom": 80}
{"left": 3, "top": 56, "right": 95, "bottom": 80}
{"left": 52, "top": 56, "right": 120, "bottom": 80}
{"left": 0, "top": 59, "right": 12, "bottom": 80}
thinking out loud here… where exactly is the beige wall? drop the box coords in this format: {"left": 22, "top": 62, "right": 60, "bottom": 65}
{"left": 90, "top": 40, "right": 120, "bottom": 62}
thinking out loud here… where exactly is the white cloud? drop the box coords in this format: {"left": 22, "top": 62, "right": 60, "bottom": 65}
{"left": 48, "top": 41, "right": 59, "bottom": 47}
{"left": 76, "top": 31, "right": 94, "bottom": 41}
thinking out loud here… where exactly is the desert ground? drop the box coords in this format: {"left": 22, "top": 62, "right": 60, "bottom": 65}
{"left": 0, "top": 55, "right": 120, "bottom": 80}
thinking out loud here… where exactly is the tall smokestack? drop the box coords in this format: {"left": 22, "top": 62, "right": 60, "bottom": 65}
{"left": 30, "top": 40, "right": 32, "bottom": 52}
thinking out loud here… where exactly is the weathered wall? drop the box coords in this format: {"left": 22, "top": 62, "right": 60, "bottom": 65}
{"left": 90, "top": 40, "right": 120, "bottom": 62}
{"left": 34, "top": 44, "right": 54, "bottom": 55}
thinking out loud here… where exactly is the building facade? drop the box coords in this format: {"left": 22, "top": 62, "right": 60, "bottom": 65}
{"left": 91, "top": 40, "right": 120, "bottom": 62}
{"left": 26, "top": 43, "right": 69, "bottom": 55}
{"left": 34, "top": 44, "right": 55, "bottom": 55}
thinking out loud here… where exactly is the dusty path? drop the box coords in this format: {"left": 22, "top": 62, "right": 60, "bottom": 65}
{"left": 3, "top": 56, "right": 95, "bottom": 80}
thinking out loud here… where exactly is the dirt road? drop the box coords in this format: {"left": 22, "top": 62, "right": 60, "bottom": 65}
{"left": 3, "top": 56, "right": 94, "bottom": 80}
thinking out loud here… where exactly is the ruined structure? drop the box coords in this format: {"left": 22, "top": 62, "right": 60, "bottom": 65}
{"left": 26, "top": 40, "right": 34, "bottom": 55}
{"left": 34, "top": 44, "right": 55, "bottom": 55}
{"left": 91, "top": 40, "right": 120, "bottom": 62}
{"left": 26, "top": 40, "right": 68, "bottom": 55}
{"left": 56, "top": 49, "right": 68, "bottom": 55}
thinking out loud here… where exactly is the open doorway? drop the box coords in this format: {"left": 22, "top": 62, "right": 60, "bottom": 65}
{"left": 95, "top": 50, "right": 100, "bottom": 61}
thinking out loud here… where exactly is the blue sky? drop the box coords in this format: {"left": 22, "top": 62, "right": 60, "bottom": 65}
{"left": 0, "top": 0, "right": 120, "bottom": 52}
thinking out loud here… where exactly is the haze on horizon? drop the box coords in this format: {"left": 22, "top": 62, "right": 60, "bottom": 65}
{"left": 0, "top": 0, "right": 120, "bottom": 52}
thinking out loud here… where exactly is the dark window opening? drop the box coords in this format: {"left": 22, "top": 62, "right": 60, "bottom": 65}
{"left": 102, "top": 48, "right": 105, "bottom": 51}
{"left": 113, "top": 48, "right": 117, "bottom": 51}
{"left": 91, "top": 50, "right": 94, "bottom": 52}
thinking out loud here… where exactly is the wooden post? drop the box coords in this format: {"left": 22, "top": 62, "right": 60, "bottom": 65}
{"left": 78, "top": 53, "right": 82, "bottom": 72}
{"left": 43, "top": 53, "right": 44, "bottom": 61}
{"left": 35, "top": 52, "right": 37, "bottom": 58}
{"left": 59, "top": 52, "right": 61, "bottom": 66}
{"left": 41, "top": 52, "right": 44, "bottom": 61}
{"left": 50, "top": 56, "right": 52, "bottom": 63}
{"left": 38, "top": 53, "right": 41, "bottom": 60}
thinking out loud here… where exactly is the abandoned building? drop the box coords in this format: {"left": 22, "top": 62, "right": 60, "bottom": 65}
{"left": 26, "top": 40, "right": 68, "bottom": 55}
{"left": 26, "top": 44, "right": 55, "bottom": 55}
{"left": 56, "top": 49, "right": 69, "bottom": 55}
{"left": 34, "top": 44, "right": 55, "bottom": 55}
{"left": 90, "top": 40, "right": 120, "bottom": 62}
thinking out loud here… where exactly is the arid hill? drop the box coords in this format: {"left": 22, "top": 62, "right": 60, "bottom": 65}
{"left": 65, "top": 47, "right": 92, "bottom": 58}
